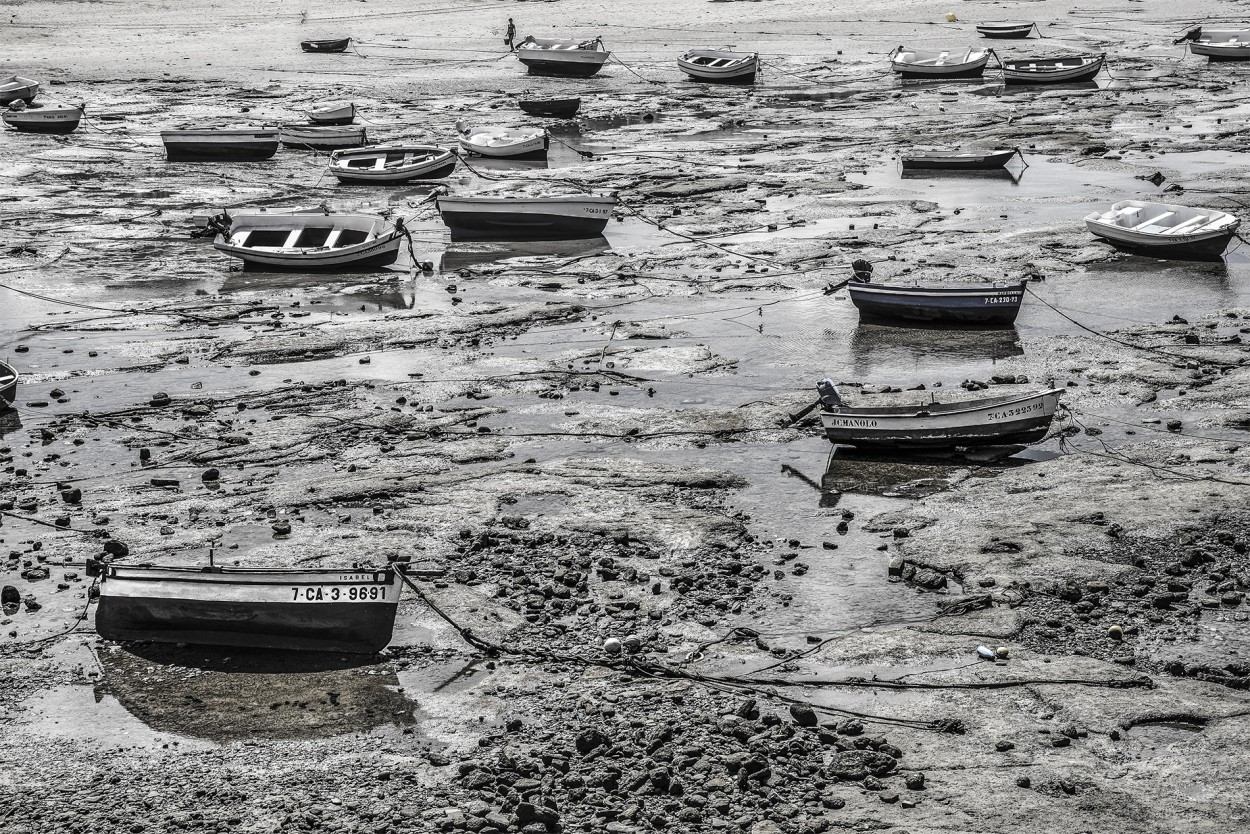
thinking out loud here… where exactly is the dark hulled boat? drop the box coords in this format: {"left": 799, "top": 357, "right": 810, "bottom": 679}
{"left": 518, "top": 97, "right": 582, "bottom": 118}
{"left": 301, "top": 38, "right": 352, "bottom": 53}
{"left": 848, "top": 280, "right": 1026, "bottom": 325}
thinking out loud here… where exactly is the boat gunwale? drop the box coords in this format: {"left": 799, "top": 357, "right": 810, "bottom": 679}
{"left": 822, "top": 388, "right": 1063, "bottom": 418}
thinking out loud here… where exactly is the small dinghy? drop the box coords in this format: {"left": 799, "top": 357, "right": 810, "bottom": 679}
{"left": 677, "top": 49, "right": 759, "bottom": 83}
{"left": 901, "top": 148, "right": 1019, "bottom": 170}
{"left": 1001, "top": 54, "right": 1105, "bottom": 84}
{"left": 0, "top": 75, "right": 39, "bottom": 105}
{"left": 515, "top": 36, "right": 610, "bottom": 77}
{"left": 816, "top": 380, "right": 1064, "bottom": 449}
{"left": 207, "top": 210, "right": 407, "bottom": 271}
{"left": 436, "top": 194, "right": 618, "bottom": 240}
{"left": 301, "top": 37, "right": 352, "bottom": 54}
{"left": 2, "top": 100, "right": 82, "bottom": 134}
{"left": 279, "top": 124, "right": 368, "bottom": 150}
{"left": 518, "top": 97, "right": 581, "bottom": 118}
{"left": 161, "top": 128, "right": 280, "bottom": 161}
{"left": 89, "top": 559, "right": 407, "bottom": 653}
{"left": 1084, "top": 200, "right": 1241, "bottom": 260}
{"left": 0, "top": 359, "right": 17, "bottom": 409}
{"left": 456, "top": 121, "right": 547, "bottom": 160}
{"left": 849, "top": 279, "right": 1026, "bottom": 325}
{"left": 891, "top": 47, "right": 991, "bottom": 78}
{"left": 976, "top": 21, "right": 1036, "bottom": 39}
{"left": 328, "top": 145, "right": 458, "bottom": 183}
{"left": 1185, "top": 29, "right": 1250, "bottom": 61}
{"left": 309, "top": 102, "right": 356, "bottom": 126}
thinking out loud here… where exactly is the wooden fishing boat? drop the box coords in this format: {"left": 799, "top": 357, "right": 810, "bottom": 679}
{"left": 2, "top": 100, "right": 82, "bottom": 134}
{"left": 817, "top": 381, "right": 1064, "bottom": 449}
{"left": 1187, "top": 29, "right": 1250, "bottom": 60}
{"left": 848, "top": 279, "right": 1026, "bottom": 325}
{"left": 0, "top": 75, "right": 39, "bottom": 105}
{"left": 456, "top": 122, "right": 547, "bottom": 160}
{"left": 677, "top": 49, "right": 759, "bottom": 83}
{"left": 0, "top": 359, "right": 17, "bottom": 409}
{"left": 436, "top": 194, "right": 618, "bottom": 240}
{"left": 1001, "top": 54, "right": 1105, "bottom": 84}
{"left": 1084, "top": 200, "right": 1240, "bottom": 260}
{"left": 975, "top": 21, "right": 1036, "bottom": 39}
{"left": 515, "top": 36, "right": 610, "bottom": 77}
{"left": 161, "top": 128, "right": 280, "bottom": 161}
{"left": 518, "top": 97, "right": 581, "bottom": 118}
{"left": 328, "top": 145, "right": 458, "bottom": 183}
{"left": 309, "top": 102, "right": 356, "bottom": 126}
{"left": 279, "top": 124, "right": 367, "bottom": 150}
{"left": 301, "top": 37, "right": 352, "bottom": 54}
{"left": 891, "top": 47, "right": 991, "bottom": 78}
{"left": 208, "top": 211, "right": 407, "bottom": 270}
{"left": 89, "top": 560, "right": 404, "bottom": 653}
{"left": 901, "top": 149, "right": 1018, "bottom": 170}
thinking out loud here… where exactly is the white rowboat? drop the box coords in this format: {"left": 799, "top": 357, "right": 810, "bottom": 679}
{"left": 1084, "top": 200, "right": 1240, "bottom": 260}
{"left": 891, "top": 47, "right": 990, "bottom": 78}
{"left": 0, "top": 75, "right": 39, "bottom": 105}
{"left": 1189, "top": 29, "right": 1250, "bottom": 60}
{"left": 515, "top": 36, "right": 610, "bottom": 77}
{"left": 328, "top": 145, "right": 458, "bottom": 183}
{"left": 3, "top": 100, "right": 82, "bottom": 134}
{"left": 457, "top": 123, "right": 548, "bottom": 159}
{"left": 1001, "top": 54, "right": 1105, "bottom": 85}
{"left": 210, "top": 211, "right": 406, "bottom": 271}
{"left": 677, "top": 49, "right": 759, "bottom": 83}
{"left": 309, "top": 102, "right": 356, "bottom": 126}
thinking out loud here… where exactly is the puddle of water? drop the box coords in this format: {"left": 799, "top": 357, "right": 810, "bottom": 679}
{"left": 1126, "top": 719, "right": 1204, "bottom": 759}
{"left": 19, "top": 683, "right": 216, "bottom": 751}
{"left": 396, "top": 658, "right": 490, "bottom": 696}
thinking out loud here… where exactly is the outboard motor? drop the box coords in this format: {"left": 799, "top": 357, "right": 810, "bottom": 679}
{"left": 851, "top": 258, "right": 873, "bottom": 283}
{"left": 816, "top": 378, "right": 843, "bottom": 409}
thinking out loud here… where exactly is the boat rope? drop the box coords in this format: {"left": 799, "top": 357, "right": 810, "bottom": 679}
{"left": 757, "top": 60, "right": 831, "bottom": 86}
{"left": 0, "top": 588, "right": 95, "bottom": 656}
{"left": 613, "top": 199, "right": 792, "bottom": 268}
{"left": 546, "top": 134, "right": 596, "bottom": 160}
{"left": 608, "top": 54, "right": 665, "bottom": 85}
{"left": 350, "top": 39, "right": 368, "bottom": 59}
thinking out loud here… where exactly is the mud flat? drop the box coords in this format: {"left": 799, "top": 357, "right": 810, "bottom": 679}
{"left": 3, "top": 0, "right": 1250, "bottom": 832}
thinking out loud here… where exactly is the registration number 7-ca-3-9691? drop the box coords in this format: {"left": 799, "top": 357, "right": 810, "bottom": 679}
{"left": 291, "top": 586, "right": 387, "bottom": 602}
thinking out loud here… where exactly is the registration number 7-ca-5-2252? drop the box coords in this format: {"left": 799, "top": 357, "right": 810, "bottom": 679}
{"left": 291, "top": 586, "right": 387, "bottom": 602}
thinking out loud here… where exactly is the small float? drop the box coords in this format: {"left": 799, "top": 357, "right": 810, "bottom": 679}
{"left": 456, "top": 121, "right": 548, "bottom": 159}
{"left": 1001, "top": 54, "right": 1105, "bottom": 84}
{"left": 1084, "top": 200, "right": 1241, "bottom": 260}
{"left": 890, "top": 47, "right": 991, "bottom": 78}
{"left": 677, "top": 49, "right": 759, "bottom": 83}
{"left": 301, "top": 37, "right": 352, "bottom": 54}
{"left": 279, "top": 124, "right": 368, "bottom": 150}
{"left": 515, "top": 36, "right": 610, "bottom": 77}
{"left": 436, "top": 194, "right": 618, "bottom": 240}
{"left": 161, "top": 128, "right": 280, "bottom": 161}
{"left": 2, "top": 100, "right": 82, "bottom": 134}
{"left": 207, "top": 210, "right": 407, "bottom": 270}
{"left": 328, "top": 145, "right": 458, "bottom": 183}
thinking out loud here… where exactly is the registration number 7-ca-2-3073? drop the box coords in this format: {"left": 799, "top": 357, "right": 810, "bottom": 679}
{"left": 291, "top": 586, "right": 387, "bottom": 602}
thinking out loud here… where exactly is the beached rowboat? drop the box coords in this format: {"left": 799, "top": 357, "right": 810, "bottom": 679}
{"left": 436, "top": 194, "right": 618, "bottom": 240}
{"left": 309, "top": 102, "right": 356, "bottom": 126}
{"left": 677, "top": 49, "right": 759, "bottom": 83}
{"left": 518, "top": 97, "right": 581, "bottom": 118}
{"left": 301, "top": 38, "right": 352, "bottom": 53}
{"left": 2, "top": 101, "right": 82, "bottom": 134}
{"left": 891, "top": 47, "right": 991, "bottom": 78}
{"left": 900, "top": 149, "right": 1018, "bottom": 170}
{"left": 0, "top": 359, "right": 17, "bottom": 409}
{"left": 209, "top": 211, "right": 406, "bottom": 271}
{"left": 817, "top": 381, "right": 1064, "bottom": 449}
{"left": 1187, "top": 30, "right": 1250, "bottom": 60}
{"left": 848, "top": 280, "right": 1026, "bottom": 325}
{"left": 1001, "top": 54, "right": 1105, "bottom": 84}
{"left": 90, "top": 561, "right": 404, "bottom": 653}
{"left": 161, "top": 128, "right": 280, "bottom": 161}
{"left": 515, "top": 36, "right": 610, "bottom": 77}
{"left": 279, "top": 124, "right": 367, "bottom": 150}
{"left": 0, "top": 76, "right": 39, "bottom": 105}
{"left": 457, "top": 122, "right": 547, "bottom": 159}
{"left": 975, "top": 21, "right": 1036, "bottom": 39}
{"left": 329, "top": 146, "right": 458, "bottom": 183}
{"left": 1084, "top": 200, "right": 1240, "bottom": 260}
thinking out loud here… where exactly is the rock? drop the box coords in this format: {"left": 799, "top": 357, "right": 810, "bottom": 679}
{"left": 150, "top": 477, "right": 180, "bottom": 488}
{"left": 1107, "top": 625, "right": 1123, "bottom": 640}
{"left": 862, "top": 775, "right": 884, "bottom": 791}
{"left": 995, "top": 740, "right": 1015, "bottom": 752}
{"left": 820, "top": 795, "right": 845, "bottom": 810}
{"left": 60, "top": 487, "right": 81, "bottom": 504}
{"left": 514, "top": 803, "right": 559, "bottom": 827}
{"left": 838, "top": 719, "right": 864, "bottom": 736}
{"left": 788, "top": 703, "right": 818, "bottom": 727}
{"left": 575, "top": 728, "right": 609, "bottom": 755}
{"left": 150, "top": 392, "right": 172, "bottom": 407}
{"left": 1, "top": 586, "right": 19, "bottom": 614}
{"left": 1016, "top": 776, "right": 1031, "bottom": 788}
{"left": 21, "top": 566, "right": 50, "bottom": 581}
{"left": 23, "top": 595, "right": 41, "bottom": 612}
{"left": 103, "top": 540, "right": 129, "bottom": 557}
{"left": 879, "top": 790, "right": 899, "bottom": 804}
{"left": 825, "top": 750, "right": 896, "bottom": 780}
{"left": 905, "top": 772, "right": 925, "bottom": 790}
{"left": 202, "top": 468, "right": 220, "bottom": 482}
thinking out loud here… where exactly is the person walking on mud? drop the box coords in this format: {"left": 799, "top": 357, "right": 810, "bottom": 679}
{"left": 506, "top": 18, "right": 516, "bottom": 50}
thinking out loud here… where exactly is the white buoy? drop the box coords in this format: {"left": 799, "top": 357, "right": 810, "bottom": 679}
{"left": 604, "top": 637, "right": 623, "bottom": 654}
{"left": 976, "top": 645, "right": 996, "bottom": 660}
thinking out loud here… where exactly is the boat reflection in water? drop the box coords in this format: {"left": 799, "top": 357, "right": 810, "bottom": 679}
{"left": 440, "top": 235, "right": 610, "bottom": 273}
{"left": 819, "top": 440, "right": 1044, "bottom": 501}
{"left": 848, "top": 322, "right": 1023, "bottom": 378}
{"left": 899, "top": 166, "right": 1024, "bottom": 185}
{"left": 462, "top": 156, "right": 549, "bottom": 174}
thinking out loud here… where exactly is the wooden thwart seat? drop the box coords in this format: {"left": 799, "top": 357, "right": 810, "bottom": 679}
{"left": 1133, "top": 212, "right": 1174, "bottom": 231}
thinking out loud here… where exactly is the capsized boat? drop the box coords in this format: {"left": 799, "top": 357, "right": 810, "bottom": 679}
{"left": 891, "top": 47, "right": 990, "bottom": 78}
{"left": 161, "top": 128, "right": 280, "bottom": 161}
{"left": 1182, "top": 28, "right": 1250, "bottom": 60}
{"left": 515, "top": 36, "right": 610, "bottom": 77}
{"left": 0, "top": 359, "right": 17, "bottom": 409}
{"left": 975, "top": 21, "right": 1036, "bottom": 39}
{"left": 88, "top": 560, "right": 406, "bottom": 653}
{"left": 301, "top": 37, "right": 352, "bottom": 53}
{"left": 677, "top": 49, "right": 759, "bottom": 83}
{"left": 328, "top": 145, "right": 458, "bottom": 183}
{"left": 2, "top": 100, "right": 82, "bottom": 134}
{"left": 1001, "top": 54, "right": 1105, "bottom": 84}
{"left": 279, "top": 124, "right": 368, "bottom": 150}
{"left": 456, "top": 121, "right": 547, "bottom": 159}
{"left": 518, "top": 97, "right": 581, "bottom": 118}
{"left": 900, "top": 148, "right": 1019, "bottom": 170}
{"left": 436, "top": 194, "right": 618, "bottom": 240}
{"left": 208, "top": 210, "right": 407, "bottom": 270}
{"left": 816, "top": 380, "right": 1064, "bottom": 449}
{"left": 0, "top": 75, "right": 39, "bottom": 105}
{"left": 1084, "top": 200, "right": 1240, "bottom": 260}
{"left": 309, "top": 102, "right": 356, "bottom": 126}
{"left": 848, "top": 279, "right": 1027, "bottom": 325}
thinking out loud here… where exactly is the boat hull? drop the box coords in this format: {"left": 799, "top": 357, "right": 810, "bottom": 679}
{"left": 162, "top": 131, "right": 280, "bottom": 161}
{"left": 892, "top": 51, "right": 990, "bottom": 79}
{"left": 302, "top": 38, "right": 351, "bottom": 53}
{"left": 821, "top": 389, "right": 1063, "bottom": 448}
{"left": 1086, "top": 224, "right": 1237, "bottom": 259}
{"left": 976, "top": 24, "right": 1034, "bottom": 39}
{"left": 518, "top": 56, "right": 608, "bottom": 77}
{"left": 2, "top": 109, "right": 81, "bottom": 134}
{"left": 518, "top": 98, "right": 581, "bottom": 118}
{"left": 848, "top": 281, "right": 1025, "bottom": 325}
{"left": 280, "top": 125, "right": 368, "bottom": 150}
{"left": 901, "top": 150, "right": 1016, "bottom": 170}
{"left": 459, "top": 131, "right": 548, "bottom": 160}
{"left": 678, "top": 51, "right": 759, "bottom": 83}
{"left": 0, "top": 360, "right": 17, "bottom": 409}
{"left": 437, "top": 196, "right": 616, "bottom": 240}
{"left": 329, "top": 147, "right": 458, "bottom": 183}
{"left": 310, "top": 104, "right": 356, "bottom": 126}
{"left": 0, "top": 77, "right": 39, "bottom": 105}
{"left": 1002, "top": 55, "right": 1104, "bottom": 84}
{"left": 94, "top": 565, "right": 402, "bottom": 653}
{"left": 215, "top": 231, "right": 404, "bottom": 271}
{"left": 1191, "top": 43, "right": 1250, "bottom": 60}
